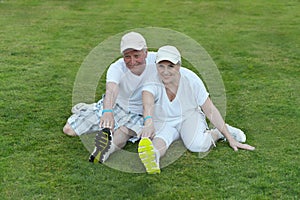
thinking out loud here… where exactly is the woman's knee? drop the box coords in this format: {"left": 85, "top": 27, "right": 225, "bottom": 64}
{"left": 184, "top": 138, "right": 212, "bottom": 153}
{"left": 186, "top": 145, "right": 210, "bottom": 153}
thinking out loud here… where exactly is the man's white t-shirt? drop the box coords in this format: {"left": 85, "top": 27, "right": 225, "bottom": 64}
{"left": 143, "top": 67, "right": 209, "bottom": 127}
{"left": 106, "top": 52, "right": 157, "bottom": 114}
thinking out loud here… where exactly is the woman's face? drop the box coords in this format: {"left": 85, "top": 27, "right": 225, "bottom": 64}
{"left": 156, "top": 60, "right": 180, "bottom": 85}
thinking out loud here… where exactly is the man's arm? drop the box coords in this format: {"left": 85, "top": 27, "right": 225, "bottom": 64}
{"left": 100, "top": 82, "right": 119, "bottom": 130}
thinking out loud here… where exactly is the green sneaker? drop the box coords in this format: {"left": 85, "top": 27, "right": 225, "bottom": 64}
{"left": 138, "top": 138, "right": 160, "bottom": 174}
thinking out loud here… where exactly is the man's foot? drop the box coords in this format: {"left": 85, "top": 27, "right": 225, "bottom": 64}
{"left": 138, "top": 138, "right": 160, "bottom": 174}
{"left": 89, "top": 128, "right": 112, "bottom": 163}
{"left": 216, "top": 124, "right": 246, "bottom": 143}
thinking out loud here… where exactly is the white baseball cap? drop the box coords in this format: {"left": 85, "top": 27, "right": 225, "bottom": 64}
{"left": 120, "top": 32, "right": 147, "bottom": 53}
{"left": 156, "top": 45, "right": 181, "bottom": 64}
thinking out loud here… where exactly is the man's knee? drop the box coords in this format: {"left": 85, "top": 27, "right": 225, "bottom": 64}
{"left": 113, "top": 127, "right": 133, "bottom": 148}
{"left": 63, "top": 123, "right": 77, "bottom": 136}
{"left": 118, "top": 126, "right": 136, "bottom": 137}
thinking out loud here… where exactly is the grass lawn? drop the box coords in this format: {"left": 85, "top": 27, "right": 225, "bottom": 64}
{"left": 1, "top": 0, "right": 299, "bottom": 199}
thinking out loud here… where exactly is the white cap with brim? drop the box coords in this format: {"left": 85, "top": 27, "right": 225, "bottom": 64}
{"left": 156, "top": 45, "right": 181, "bottom": 64}
{"left": 120, "top": 32, "right": 147, "bottom": 53}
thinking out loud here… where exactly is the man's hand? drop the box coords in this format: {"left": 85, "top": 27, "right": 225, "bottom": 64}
{"left": 100, "top": 112, "right": 114, "bottom": 131}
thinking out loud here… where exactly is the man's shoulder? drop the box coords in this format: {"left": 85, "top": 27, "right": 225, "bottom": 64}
{"left": 108, "top": 57, "right": 126, "bottom": 72}
{"left": 147, "top": 51, "right": 157, "bottom": 56}
{"left": 146, "top": 51, "right": 157, "bottom": 63}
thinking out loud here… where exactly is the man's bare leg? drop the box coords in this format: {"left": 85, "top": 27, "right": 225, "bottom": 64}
{"left": 112, "top": 126, "right": 135, "bottom": 149}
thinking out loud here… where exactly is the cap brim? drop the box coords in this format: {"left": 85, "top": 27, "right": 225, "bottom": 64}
{"left": 156, "top": 57, "right": 178, "bottom": 64}
{"left": 121, "top": 46, "right": 144, "bottom": 53}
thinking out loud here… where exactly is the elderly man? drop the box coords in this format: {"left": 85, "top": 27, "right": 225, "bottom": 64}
{"left": 63, "top": 32, "right": 157, "bottom": 163}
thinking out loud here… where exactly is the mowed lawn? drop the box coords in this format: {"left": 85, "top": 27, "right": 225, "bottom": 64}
{"left": 0, "top": 1, "right": 299, "bottom": 199}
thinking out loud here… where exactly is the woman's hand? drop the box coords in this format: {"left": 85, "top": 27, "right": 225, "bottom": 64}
{"left": 228, "top": 139, "right": 255, "bottom": 151}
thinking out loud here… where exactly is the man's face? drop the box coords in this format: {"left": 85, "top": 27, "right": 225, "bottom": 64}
{"left": 156, "top": 60, "right": 180, "bottom": 85}
{"left": 123, "top": 49, "right": 147, "bottom": 75}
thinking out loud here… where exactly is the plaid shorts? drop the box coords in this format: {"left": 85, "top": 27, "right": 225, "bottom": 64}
{"left": 67, "top": 98, "right": 144, "bottom": 136}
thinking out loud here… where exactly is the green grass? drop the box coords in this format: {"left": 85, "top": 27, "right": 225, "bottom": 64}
{"left": 1, "top": 0, "right": 299, "bottom": 199}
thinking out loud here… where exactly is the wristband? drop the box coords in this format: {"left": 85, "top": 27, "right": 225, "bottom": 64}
{"left": 144, "top": 116, "right": 152, "bottom": 121}
{"left": 102, "top": 109, "right": 113, "bottom": 115}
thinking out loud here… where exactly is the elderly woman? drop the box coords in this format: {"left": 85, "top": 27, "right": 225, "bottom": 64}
{"left": 138, "top": 45, "right": 255, "bottom": 174}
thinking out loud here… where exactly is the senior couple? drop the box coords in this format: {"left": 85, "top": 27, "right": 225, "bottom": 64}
{"left": 63, "top": 32, "right": 255, "bottom": 174}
